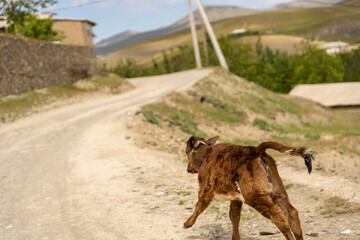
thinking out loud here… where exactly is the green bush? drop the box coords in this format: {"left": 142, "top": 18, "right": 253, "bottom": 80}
{"left": 291, "top": 41, "right": 344, "bottom": 85}
{"left": 340, "top": 48, "right": 360, "bottom": 82}
{"left": 104, "top": 36, "right": 353, "bottom": 93}
{"left": 12, "top": 15, "right": 62, "bottom": 41}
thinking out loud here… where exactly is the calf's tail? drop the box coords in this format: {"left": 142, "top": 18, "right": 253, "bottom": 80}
{"left": 255, "top": 141, "right": 314, "bottom": 174}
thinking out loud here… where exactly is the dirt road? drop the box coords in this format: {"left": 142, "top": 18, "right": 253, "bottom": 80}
{"left": 1, "top": 69, "right": 360, "bottom": 240}
{"left": 0, "top": 69, "right": 213, "bottom": 239}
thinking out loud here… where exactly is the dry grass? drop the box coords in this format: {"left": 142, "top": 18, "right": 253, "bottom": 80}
{"left": 319, "top": 196, "right": 360, "bottom": 217}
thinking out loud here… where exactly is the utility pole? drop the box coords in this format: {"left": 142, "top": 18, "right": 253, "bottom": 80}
{"left": 200, "top": 17, "right": 209, "bottom": 66}
{"left": 194, "top": 0, "right": 228, "bottom": 69}
{"left": 187, "top": 0, "right": 202, "bottom": 69}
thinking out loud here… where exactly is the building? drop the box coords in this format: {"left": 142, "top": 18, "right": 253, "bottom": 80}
{"left": 320, "top": 41, "right": 349, "bottom": 55}
{"left": 289, "top": 82, "right": 360, "bottom": 108}
{"left": 52, "top": 18, "right": 96, "bottom": 46}
{"left": 231, "top": 28, "right": 246, "bottom": 35}
{"left": 0, "top": 13, "right": 96, "bottom": 47}
{"left": 0, "top": 15, "right": 8, "bottom": 32}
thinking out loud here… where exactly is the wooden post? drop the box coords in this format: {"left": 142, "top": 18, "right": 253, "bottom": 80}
{"left": 201, "top": 18, "right": 209, "bottom": 66}
{"left": 187, "top": 0, "right": 202, "bottom": 68}
{"left": 194, "top": 0, "right": 228, "bottom": 69}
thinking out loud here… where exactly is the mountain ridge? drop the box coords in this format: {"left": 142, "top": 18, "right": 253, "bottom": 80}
{"left": 274, "top": 0, "right": 345, "bottom": 9}
{"left": 95, "top": 5, "right": 260, "bottom": 55}
{"left": 96, "top": 30, "right": 138, "bottom": 48}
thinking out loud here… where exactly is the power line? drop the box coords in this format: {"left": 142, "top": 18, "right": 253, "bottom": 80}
{"left": 50, "top": 0, "right": 107, "bottom": 11}
{"left": 97, "top": 3, "right": 185, "bottom": 36}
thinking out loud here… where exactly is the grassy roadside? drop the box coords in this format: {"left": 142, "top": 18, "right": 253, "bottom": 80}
{"left": 134, "top": 68, "right": 360, "bottom": 181}
{"left": 0, "top": 74, "right": 132, "bottom": 123}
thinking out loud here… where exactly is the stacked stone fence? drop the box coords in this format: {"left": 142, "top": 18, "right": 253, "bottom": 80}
{"left": 0, "top": 34, "right": 97, "bottom": 97}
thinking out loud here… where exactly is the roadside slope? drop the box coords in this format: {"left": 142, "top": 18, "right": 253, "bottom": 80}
{"left": 131, "top": 69, "right": 360, "bottom": 238}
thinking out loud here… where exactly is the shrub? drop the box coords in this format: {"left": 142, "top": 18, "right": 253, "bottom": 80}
{"left": 104, "top": 36, "right": 352, "bottom": 94}
{"left": 12, "top": 15, "right": 63, "bottom": 41}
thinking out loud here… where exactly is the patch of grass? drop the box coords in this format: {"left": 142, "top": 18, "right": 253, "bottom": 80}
{"left": 47, "top": 85, "right": 85, "bottom": 97}
{"left": 318, "top": 196, "right": 360, "bottom": 217}
{"left": 176, "top": 191, "right": 192, "bottom": 196}
{"left": 0, "top": 86, "right": 84, "bottom": 123}
{"left": 136, "top": 110, "right": 160, "bottom": 125}
{"left": 144, "top": 102, "right": 207, "bottom": 137}
{"left": 170, "top": 112, "right": 200, "bottom": 134}
{"left": 178, "top": 91, "right": 247, "bottom": 124}
{"left": 284, "top": 121, "right": 360, "bottom": 138}
{"left": 154, "top": 184, "right": 164, "bottom": 189}
{"left": 305, "top": 132, "right": 321, "bottom": 140}
{"left": 216, "top": 211, "right": 228, "bottom": 220}
{"left": 253, "top": 118, "right": 271, "bottom": 131}
{"left": 178, "top": 200, "right": 184, "bottom": 205}
{"left": 208, "top": 202, "right": 220, "bottom": 213}
{"left": 312, "top": 195, "right": 320, "bottom": 201}
{"left": 266, "top": 94, "right": 307, "bottom": 115}
{"left": 86, "top": 75, "right": 126, "bottom": 87}
{"left": 284, "top": 183, "right": 294, "bottom": 189}
{"left": 244, "top": 94, "right": 270, "bottom": 115}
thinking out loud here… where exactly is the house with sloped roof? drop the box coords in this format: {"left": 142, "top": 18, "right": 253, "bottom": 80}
{"left": 52, "top": 18, "right": 96, "bottom": 46}
{"left": 0, "top": 13, "right": 96, "bottom": 47}
{"left": 320, "top": 41, "right": 349, "bottom": 55}
{"left": 289, "top": 82, "right": 360, "bottom": 108}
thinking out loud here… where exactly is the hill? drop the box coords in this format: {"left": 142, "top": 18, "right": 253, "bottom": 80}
{"left": 100, "top": 0, "right": 360, "bottom": 64}
{"left": 95, "top": 6, "right": 259, "bottom": 55}
{"left": 96, "top": 30, "right": 138, "bottom": 48}
{"left": 274, "top": 0, "right": 344, "bottom": 9}
{"left": 171, "top": 5, "right": 259, "bottom": 30}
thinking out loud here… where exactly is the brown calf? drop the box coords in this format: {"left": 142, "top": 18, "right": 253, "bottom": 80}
{"left": 184, "top": 135, "right": 314, "bottom": 240}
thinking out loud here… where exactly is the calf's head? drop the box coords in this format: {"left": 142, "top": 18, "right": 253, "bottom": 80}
{"left": 185, "top": 135, "right": 219, "bottom": 174}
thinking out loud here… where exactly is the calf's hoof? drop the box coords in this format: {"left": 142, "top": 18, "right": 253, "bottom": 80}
{"left": 183, "top": 220, "right": 194, "bottom": 229}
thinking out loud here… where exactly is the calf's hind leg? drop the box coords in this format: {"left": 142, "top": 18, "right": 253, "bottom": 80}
{"left": 264, "top": 154, "right": 304, "bottom": 240}
{"left": 250, "top": 195, "right": 295, "bottom": 240}
{"left": 229, "top": 200, "right": 243, "bottom": 240}
{"left": 274, "top": 196, "right": 303, "bottom": 240}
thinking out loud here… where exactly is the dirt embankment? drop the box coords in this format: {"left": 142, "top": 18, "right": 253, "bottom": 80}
{"left": 131, "top": 70, "right": 360, "bottom": 239}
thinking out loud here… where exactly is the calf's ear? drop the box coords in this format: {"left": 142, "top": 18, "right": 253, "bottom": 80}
{"left": 206, "top": 136, "right": 219, "bottom": 145}
{"left": 187, "top": 135, "right": 198, "bottom": 149}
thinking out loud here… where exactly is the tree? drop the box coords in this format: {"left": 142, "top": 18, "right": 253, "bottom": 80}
{"left": 15, "top": 14, "right": 63, "bottom": 41}
{"left": 292, "top": 41, "right": 344, "bottom": 85}
{"left": 0, "top": 0, "right": 58, "bottom": 40}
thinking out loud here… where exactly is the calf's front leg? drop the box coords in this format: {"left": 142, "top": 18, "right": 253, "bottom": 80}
{"left": 229, "top": 200, "right": 243, "bottom": 240}
{"left": 184, "top": 187, "right": 214, "bottom": 228}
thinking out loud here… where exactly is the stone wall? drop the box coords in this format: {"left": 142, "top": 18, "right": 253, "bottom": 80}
{"left": 0, "top": 34, "right": 97, "bottom": 97}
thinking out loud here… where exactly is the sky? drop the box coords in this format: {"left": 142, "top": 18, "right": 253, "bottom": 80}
{"left": 42, "top": 0, "right": 292, "bottom": 43}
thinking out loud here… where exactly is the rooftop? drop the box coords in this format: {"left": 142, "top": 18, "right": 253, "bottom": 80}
{"left": 320, "top": 41, "right": 349, "bottom": 50}
{"left": 53, "top": 18, "right": 96, "bottom": 26}
{"left": 289, "top": 82, "right": 360, "bottom": 107}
